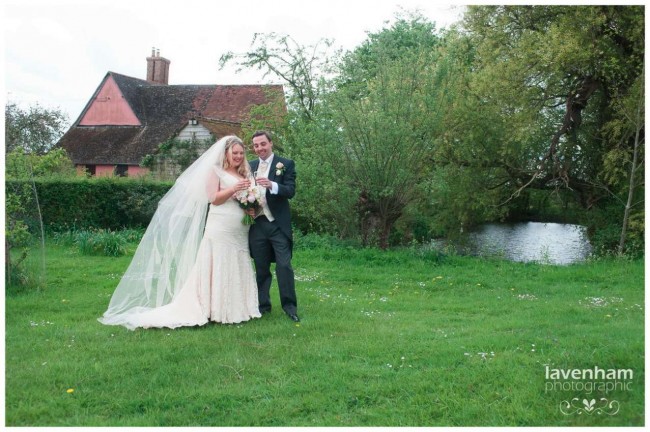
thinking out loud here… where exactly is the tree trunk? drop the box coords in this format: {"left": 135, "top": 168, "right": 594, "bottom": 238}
{"left": 5, "top": 239, "right": 11, "bottom": 285}
{"left": 618, "top": 102, "right": 643, "bottom": 254}
{"left": 379, "top": 223, "right": 391, "bottom": 250}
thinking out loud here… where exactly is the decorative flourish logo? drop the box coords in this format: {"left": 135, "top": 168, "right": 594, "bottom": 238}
{"left": 559, "top": 397, "right": 620, "bottom": 416}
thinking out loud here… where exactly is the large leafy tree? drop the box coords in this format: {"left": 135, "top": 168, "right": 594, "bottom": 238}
{"left": 458, "top": 6, "right": 643, "bottom": 199}
{"left": 220, "top": 13, "right": 464, "bottom": 246}
{"left": 5, "top": 102, "right": 69, "bottom": 154}
{"left": 321, "top": 13, "right": 448, "bottom": 247}
{"left": 434, "top": 6, "right": 644, "bottom": 248}
{"left": 218, "top": 7, "right": 644, "bottom": 251}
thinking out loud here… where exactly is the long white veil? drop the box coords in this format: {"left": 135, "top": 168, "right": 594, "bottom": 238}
{"left": 99, "top": 136, "right": 236, "bottom": 326}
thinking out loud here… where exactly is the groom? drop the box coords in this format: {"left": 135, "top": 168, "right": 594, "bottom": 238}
{"left": 248, "top": 130, "right": 299, "bottom": 322}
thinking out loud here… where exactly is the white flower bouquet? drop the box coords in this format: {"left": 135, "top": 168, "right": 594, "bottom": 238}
{"left": 233, "top": 185, "right": 265, "bottom": 225}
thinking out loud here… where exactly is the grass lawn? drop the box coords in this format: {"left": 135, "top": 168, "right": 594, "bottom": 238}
{"left": 5, "top": 242, "right": 645, "bottom": 426}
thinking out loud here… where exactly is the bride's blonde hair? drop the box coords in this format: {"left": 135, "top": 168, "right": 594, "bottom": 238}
{"left": 222, "top": 136, "right": 250, "bottom": 177}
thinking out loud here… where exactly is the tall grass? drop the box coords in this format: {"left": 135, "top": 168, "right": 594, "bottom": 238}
{"left": 5, "top": 240, "right": 644, "bottom": 426}
{"left": 51, "top": 228, "right": 143, "bottom": 256}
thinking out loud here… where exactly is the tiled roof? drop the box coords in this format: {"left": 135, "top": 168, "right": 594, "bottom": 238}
{"left": 58, "top": 72, "right": 285, "bottom": 165}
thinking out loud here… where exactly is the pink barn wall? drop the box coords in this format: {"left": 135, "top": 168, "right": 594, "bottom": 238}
{"left": 79, "top": 75, "right": 141, "bottom": 126}
{"left": 128, "top": 166, "right": 149, "bottom": 177}
{"left": 95, "top": 165, "right": 116, "bottom": 177}
{"left": 75, "top": 164, "right": 149, "bottom": 177}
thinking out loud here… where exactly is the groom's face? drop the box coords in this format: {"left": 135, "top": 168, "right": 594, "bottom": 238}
{"left": 252, "top": 135, "right": 273, "bottom": 160}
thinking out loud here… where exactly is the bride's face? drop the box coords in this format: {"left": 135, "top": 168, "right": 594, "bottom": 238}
{"left": 227, "top": 144, "right": 245, "bottom": 168}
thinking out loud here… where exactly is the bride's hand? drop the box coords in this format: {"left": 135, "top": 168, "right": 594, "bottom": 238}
{"left": 235, "top": 179, "right": 250, "bottom": 191}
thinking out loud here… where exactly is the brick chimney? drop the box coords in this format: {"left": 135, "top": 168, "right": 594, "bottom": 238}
{"left": 146, "top": 47, "right": 170, "bottom": 85}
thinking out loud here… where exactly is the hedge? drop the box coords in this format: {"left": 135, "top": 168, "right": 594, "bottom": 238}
{"left": 6, "top": 178, "right": 173, "bottom": 232}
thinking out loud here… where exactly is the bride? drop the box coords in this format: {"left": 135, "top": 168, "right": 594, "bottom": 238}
{"left": 99, "top": 135, "right": 262, "bottom": 330}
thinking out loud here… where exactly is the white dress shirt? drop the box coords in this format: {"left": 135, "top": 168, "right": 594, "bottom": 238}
{"left": 257, "top": 155, "right": 278, "bottom": 221}
{"left": 258, "top": 155, "right": 279, "bottom": 195}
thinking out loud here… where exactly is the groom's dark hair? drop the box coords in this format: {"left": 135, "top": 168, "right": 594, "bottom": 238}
{"left": 252, "top": 130, "right": 273, "bottom": 142}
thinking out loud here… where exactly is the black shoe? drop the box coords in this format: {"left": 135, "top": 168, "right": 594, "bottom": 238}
{"left": 286, "top": 312, "right": 300, "bottom": 322}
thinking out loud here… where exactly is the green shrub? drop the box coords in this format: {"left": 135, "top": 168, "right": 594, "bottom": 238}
{"left": 584, "top": 201, "right": 644, "bottom": 259}
{"left": 407, "top": 242, "right": 447, "bottom": 264}
{"left": 50, "top": 230, "right": 76, "bottom": 247}
{"left": 119, "top": 228, "right": 145, "bottom": 243}
{"left": 294, "top": 232, "right": 357, "bottom": 250}
{"left": 5, "top": 245, "right": 46, "bottom": 294}
{"left": 5, "top": 148, "right": 76, "bottom": 179}
{"left": 73, "top": 229, "right": 128, "bottom": 257}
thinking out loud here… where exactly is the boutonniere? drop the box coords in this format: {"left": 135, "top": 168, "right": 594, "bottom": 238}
{"left": 275, "top": 162, "right": 286, "bottom": 176}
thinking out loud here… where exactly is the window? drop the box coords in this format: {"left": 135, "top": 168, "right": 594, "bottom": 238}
{"left": 115, "top": 164, "right": 128, "bottom": 177}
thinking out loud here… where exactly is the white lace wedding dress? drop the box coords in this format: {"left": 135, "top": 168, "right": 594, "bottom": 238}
{"left": 105, "top": 172, "right": 261, "bottom": 330}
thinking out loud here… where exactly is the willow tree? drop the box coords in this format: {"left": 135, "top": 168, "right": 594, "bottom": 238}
{"left": 324, "top": 52, "right": 444, "bottom": 247}
{"left": 317, "top": 12, "right": 453, "bottom": 248}
{"left": 466, "top": 6, "right": 642, "bottom": 191}
{"left": 220, "top": 13, "right": 454, "bottom": 247}
{"left": 437, "top": 6, "right": 644, "bottom": 245}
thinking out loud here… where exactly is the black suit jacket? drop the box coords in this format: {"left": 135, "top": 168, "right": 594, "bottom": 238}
{"left": 250, "top": 155, "right": 296, "bottom": 246}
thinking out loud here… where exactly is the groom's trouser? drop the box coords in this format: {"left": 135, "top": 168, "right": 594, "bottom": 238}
{"left": 249, "top": 217, "right": 297, "bottom": 314}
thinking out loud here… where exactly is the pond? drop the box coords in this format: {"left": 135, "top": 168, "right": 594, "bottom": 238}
{"left": 435, "top": 222, "right": 593, "bottom": 265}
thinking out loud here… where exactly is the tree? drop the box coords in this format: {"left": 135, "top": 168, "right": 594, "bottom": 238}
{"left": 219, "top": 32, "right": 352, "bottom": 236}
{"left": 6, "top": 148, "right": 76, "bottom": 179}
{"left": 5, "top": 102, "right": 69, "bottom": 288}
{"left": 336, "top": 9, "right": 441, "bottom": 88}
{"left": 5, "top": 102, "right": 69, "bottom": 154}
{"left": 426, "top": 5, "right": 644, "bottom": 248}
{"left": 219, "top": 14, "right": 454, "bottom": 247}
{"left": 219, "top": 33, "right": 340, "bottom": 121}
{"left": 5, "top": 182, "right": 34, "bottom": 286}
{"left": 219, "top": 7, "right": 645, "bottom": 250}
{"left": 601, "top": 66, "right": 645, "bottom": 254}
{"left": 5, "top": 146, "right": 75, "bottom": 285}
{"left": 325, "top": 50, "right": 447, "bottom": 248}
{"left": 5, "top": 158, "right": 47, "bottom": 290}
{"left": 416, "top": 28, "right": 517, "bottom": 234}
{"left": 458, "top": 5, "right": 644, "bottom": 205}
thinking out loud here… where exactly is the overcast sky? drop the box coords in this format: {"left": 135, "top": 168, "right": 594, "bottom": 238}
{"left": 3, "top": 0, "right": 466, "bottom": 122}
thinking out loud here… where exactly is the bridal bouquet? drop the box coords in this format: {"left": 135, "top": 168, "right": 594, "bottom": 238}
{"left": 233, "top": 185, "right": 265, "bottom": 225}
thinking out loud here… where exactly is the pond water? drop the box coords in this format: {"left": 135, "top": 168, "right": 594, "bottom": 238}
{"left": 436, "top": 222, "right": 593, "bottom": 265}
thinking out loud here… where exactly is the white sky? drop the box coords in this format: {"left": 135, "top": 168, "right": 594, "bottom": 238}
{"left": 3, "top": 0, "right": 466, "bottom": 123}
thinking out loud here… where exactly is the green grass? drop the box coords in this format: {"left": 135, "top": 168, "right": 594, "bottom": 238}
{"left": 5, "top": 242, "right": 644, "bottom": 426}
